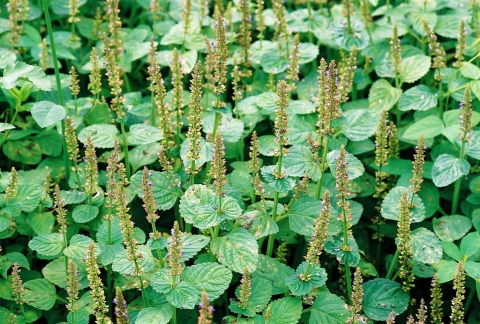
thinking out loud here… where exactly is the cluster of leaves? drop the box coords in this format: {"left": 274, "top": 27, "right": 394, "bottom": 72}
{"left": 1, "top": 0, "right": 480, "bottom": 323}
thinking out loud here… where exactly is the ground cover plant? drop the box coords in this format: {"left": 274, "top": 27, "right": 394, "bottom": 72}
{"left": 1, "top": 0, "right": 480, "bottom": 323}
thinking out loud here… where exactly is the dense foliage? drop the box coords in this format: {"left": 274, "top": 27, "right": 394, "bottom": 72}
{"left": 0, "top": 0, "right": 480, "bottom": 323}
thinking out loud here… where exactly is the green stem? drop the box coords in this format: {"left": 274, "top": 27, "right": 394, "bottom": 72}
{"left": 315, "top": 139, "right": 329, "bottom": 200}
{"left": 345, "top": 0, "right": 352, "bottom": 34}
{"left": 266, "top": 191, "right": 280, "bottom": 257}
{"left": 386, "top": 249, "right": 399, "bottom": 280}
{"left": 172, "top": 306, "right": 177, "bottom": 324}
{"left": 465, "top": 281, "right": 476, "bottom": 314}
{"left": 452, "top": 140, "right": 466, "bottom": 215}
{"left": 340, "top": 193, "right": 352, "bottom": 303}
{"left": 150, "top": 90, "right": 156, "bottom": 126}
{"left": 107, "top": 265, "right": 113, "bottom": 319}
{"left": 438, "top": 70, "right": 444, "bottom": 119}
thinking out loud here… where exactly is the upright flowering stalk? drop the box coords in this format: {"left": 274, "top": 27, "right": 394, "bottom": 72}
{"left": 335, "top": 145, "right": 353, "bottom": 302}
{"left": 454, "top": 19, "right": 467, "bottom": 68}
{"left": 65, "top": 117, "right": 82, "bottom": 189}
{"left": 452, "top": 84, "right": 472, "bottom": 214}
{"left": 84, "top": 135, "right": 99, "bottom": 205}
{"left": 168, "top": 221, "right": 183, "bottom": 278}
{"left": 305, "top": 190, "right": 331, "bottom": 265}
{"left": 450, "top": 262, "right": 466, "bottom": 323}
{"left": 238, "top": 0, "right": 252, "bottom": 81}
{"left": 114, "top": 287, "right": 130, "bottom": 324}
{"left": 255, "top": 0, "right": 266, "bottom": 46}
{"left": 66, "top": 260, "right": 80, "bottom": 322}
{"left": 209, "top": 131, "right": 227, "bottom": 243}
{"left": 141, "top": 167, "right": 163, "bottom": 264}
{"left": 4, "top": 167, "right": 18, "bottom": 202}
{"left": 415, "top": 299, "right": 427, "bottom": 324}
{"left": 387, "top": 122, "right": 400, "bottom": 159}
{"left": 338, "top": 47, "right": 357, "bottom": 102}
{"left": 272, "top": 0, "right": 289, "bottom": 46}
{"left": 11, "top": 263, "right": 25, "bottom": 317}
{"left": 342, "top": 0, "right": 355, "bottom": 34}
{"left": 104, "top": 139, "right": 120, "bottom": 244}
{"left": 359, "top": 0, "right": 373, "bottom": 43}
{"left": 186, "top": 62, "right": 204, "bottom": 186}
{"left": 266, "top": 80, "right": 290, "bottom": 257}
{"left": 92, "top": 7, "right": 103, "bottom": 41}
{"left": 423, "top": 19, "right": 446, "bottom": 81}
{"left": 315, "top": 60, "right": 341, "bottom": 199}
{"left": 373, "top": 110, "right": 390, "bottom": 200}
{"left": 348, "top": 268, "right": 365, "bottom": 324}
{"left": 237, "top": 268, "right": 252, "bottom": 311}
{"left": 275, "top": 241, "right": 287, "bottom": 263}
{"left": 149, "top": 0, "right": 161, "bottom": 22}
{"left": 198, "top": 290, "right": 213, "bottom": 324}
{"left": 85, "top": 243, "right": 112, "bottom": 324}
{"left": 53, "top": 185, "right": 68, "bottom": 244}
{"left": 171, "top": 48, "right": 184, "bottom": 148}
{"left": 38, "top": 172, "right": 53, "bottom": 213}
{"left": 396, "top": 191, "right": 414, "bottom": 292}
{"left": 68, "top": 0, "right": 80, "bottom": 41}
{"left": 286, "top": 34, "right": 300, "bottom": 92}
{"left": 390, "top": 24, "right": 402, "bottom": 85}
{"left": 116, "top": 163, "right": 147, "bottom": 305}
{"left": 181, "top": 0, "right": 192, "bottom": 49}
{"left": 7, "top": 0, "right": 29, "bottom": 48}
{"left": 410, "top": 135, "right": 425, "bottom": 204}
{"left": 88, "top": 47, "right": 103, "bottom": 106}
{"left": 249, "top": 131, "right": 261, "bottom": 203}
{"left": 69, "top": 66, "right": 80, "bottom": 115}
{"left": 105, "top": 0, "right": 122, "bottom": 49}
{"left": 39, "top": 38, "right": 49, "bottom": 70}
{"left": 430, "top": 273, "right": 444, "bottom": 323}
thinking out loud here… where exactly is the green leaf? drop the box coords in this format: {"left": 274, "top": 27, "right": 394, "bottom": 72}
{"left": 441, "top": 241, "right": 461, "bottom": 261}
{"left": 324, "top": 234, "right": 360, "bottom": 267}
{"left": 437, "top": 260, "right": 458, "bottom": 283}
{"left": 326, "top": 149, "right": 365, "bottom": 180}
{"left": 240, "top": 208, "right": 278, "bottom": 239}
{"left": 210, "top": 228, "right": 259, "bottom": 273}
{"left": 112, "top": 245, "right": 155, "bottom": 275}
{"left": 460, "top": 232, "right": 480, "bottom": 260}
{"left": 179, "top": 184, "right": 242, "bottom": 229}
{"left": 287, "top": 114, "right": 317, "bottom": 145}
{"left": 363, "top": 279, "right": 409, "bottom": 321}
{"left": 166, "top": 281, "right": 200, "bottom": 309}
{"left": 287, "top": 100, "right": 316, "bottom": 115}
{"left": 264, "top": 297, "right": 302, "bottom": 324}
{"left": 136, "top": 306, "right": 173, "bottom": 324}
{"left": 462, "top": 131, "right": 480, "bottom": 159}
{"left": 127, "top": 124, "right": 163, "bottom": 145}
{"left": 433, "top": 215, "right": 472, "bottom": 242}
{"left": 283, "top": 146, "right": 322, "bottom": 181}
{"left": 464, "top": 261, "right": 480, "bottom": 280}
{"left": 432, "top": 154, "right": 470, "bottom": 187}
{"left": 460, "top": 62, "right": 480, "bottom": 80}
{"left": 5, "top": 252, "right": 30, "bottom": 270}
{"left": 35, "top": 130, "right": 63, "bottom": 156}
{"left": 131, "top": 170, "right": 183, "bottom": 211}
{"left": 23, "top": 279, "right": 56, "bottom": 310}
{"left": 368, "top": 79, "right": 402, "bottom": 112}
{"left": 286, "top": 196, "right": 321, "bottom": 236}
{"left": 96, "top": 218, "right": 124, "bottom": 245}
{"left": 0, "top": 62, "right": 51, "bottom": 91}
{"left": 151, "top": 269, "right": 173, "bottom": 294}
{"left": 2, "top": 140, "right": 42, "bottom": 165}
{"left": 0, "top": 48, "right": 16, "bottom": 69}
{"left": 309, "top": 291, "right": 349, "bottom": 324}
{"left": 381, "top": 187, "right": 425, "bottom": 222}
{"left": 260, "top": 50, "right": 288, "bottom": 74}
{"left": 27, "top": 212, "right": 54, "bottom": 235}
{"left": 399, "top": 55, "right": 431, "bottom": 83}
{"left": 285, "top": 262, "right": 327, "bottom": 296}
{"left": 129, "top": 143, "right": 163, "bottom": 172}
{"left": 202, "top": 113, "right": 244, "bottom": 143}
{"left": 63, "top": 234, "right": 93, "bottom": 260}
{"left": 252, "top": 255, "right": 295, "bottom": 295}
{"left": 411, "top": 228, "right": 442, "bottom": 265}
{"left": 71, "top": 204, "right": 99, "bottom": 223}
{"left": 229, "top": 277, "right": 272, "bottom": 317}
{"left": 398, "top": 85, "right": 438, "bottom": 111}
{"left": 0, "top": 123, "right": 15, "bottom": 132}
{"left": 31, "top": 101, "right": 66, "bottom": 128}
{"left": 180, "top": 234, "right": 210, "bottom": 262}
{"left": 340, "top": 109, "right": 379, "bottom": 141}
{"left": 182, "top": 262, "right": 232, "bottom": 300}
{"left": 28, "top": 233, "right": 64, "bottom": 256}
{"left": 403, "top": 116, "right": 444, "bottom": 140}
{"left": 257, "top": 135, "right": 280, "bottom": 156}
{"left": 42, "top": 257, "right": 89, "bottom": 289}
{"left": 0, "top": 212, "right": 10, "bottom": 232}
{"left": 77, "top": 124, "right": 119, "bottom": 148}
{"left": 260, "top": 165, "right": 295, "bottom": 193}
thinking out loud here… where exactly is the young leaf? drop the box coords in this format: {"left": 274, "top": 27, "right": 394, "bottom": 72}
{"left": 286, "top": 196, "right": 321, "bottom": 236}
{"left": 324, "top": 234, "right": 361, "bottom": 267}
{"left": 127, "top": 124, "right": 163, "bottom": 145}
{"left": 309, "top": 291, "right": 350, "bottom": 324}
{"left": 23, "top": 278, "right": 56, "bottom": 311}
{"left": 368, "top": 79, "right": 402, "bottom": 111}
{"left": 460, "top": 232, "right": 480, "bottom": 260}
{"left": 27, "top": 212, "right": 54, "bottom": 235}
{"left": 398, "top": 85, "right": 438, "bottom": 111}
{"left": 441, "top": 241, "right": 462, "bottom": 261}
{"left": 31, "top": 101, "right": 66, "bottom": 128}
{"left": 63, "top": 234, "right": 93, "bottom": 260}
{"left": 362, "top": 278, "right": 409, "bottom": 321}
{"left": 77, "top": 124, "right": 119, "bottom": 148}
{"left": 432, "top": 154, "right": 470, "bottom": 187}
{"left": 260, "top": 165, "right": 295, "bottom": 193}
{"left": 264, "top": 297, "right": 302, "bottom": 324}
{"left": 112, "top": 245, "right": 155, "bottom": 275}
{"left": 28, "top": 233, "right": 64, "bottom": 256}
{"left": 283, "top": 146, "right": 322, "bottom": 181}
{"left": 399, "top": 55, "right": 431, "bottom": 83}
{"left": 179, "top": 184, "right": 242, "bottom": 229}
{"left": 182, "top": 262, "right": 232, "bottom": 300}
{"left": 210, "top": 228, "right": 259, "bottom": 273}
{"left": 403, "top": 116, "right": 444, "bottom": 140}
{"left": 72, "top": 204, "right": 99, "bottom": 223}
{"left": 285, "top": 261, "right": 327, "bottom": 296}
